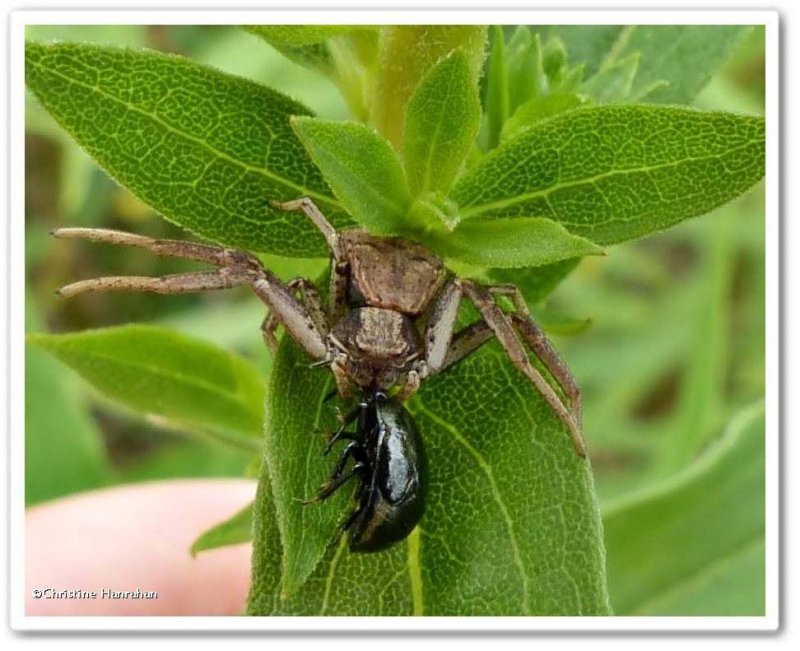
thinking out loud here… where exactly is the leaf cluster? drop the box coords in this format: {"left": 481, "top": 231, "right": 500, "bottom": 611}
{"left": 24, "top": 24, "right": 765, "bottom": 617}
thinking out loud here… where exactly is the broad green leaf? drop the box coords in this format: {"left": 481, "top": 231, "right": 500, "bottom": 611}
{"left": 452, "top": 105, "right": 765, "bottom": 245}
{"left": 25, "top": 297, "right": 112, "bottom": 505}
{"left": 249, "top": 337, "right": 611, "bottom": 614}
{"left": 484, "top": 26, "right": 509, "bottom": 150}
{"left": 191, "top": 502, "right": 254, "bottom": 556}
{"left": 582, "top": 52, "right": 640, "bottom": 102}
{"left": 624, "top": 25, "right": 753, "bottom": 103}
{"left": 243, "top": 25, "right": 374, "bottom": 46}
{"left": 542, "top": 25, "right": 751, "bottom": 105}
{"left": 404, "top": 50, "right": 481, "bottom": 196}
{"left": 372, "top": 26, "right": 487, "bottom": 149}
{"left": 292, "top": 117, "right": 411, "bottom": 234}
{"left": 502, "top": 93, "right": 587, "bottom": 142}
{"left": 429, "top": 217, "right": 603, "bottom": 268}
{"left": 259, "top": 326, "right": 344, "bottom": 596}
{"left": 27, "top": 325, "right": 265, "bottom": 451}
{"left": 490, "top": 258, "right": 581, "bottom": 305}
{"left": 25, "top": 40, "right": 347, "bottom": 258}
{"left": 603, "top": 402, "right": 765, "bottom": 615}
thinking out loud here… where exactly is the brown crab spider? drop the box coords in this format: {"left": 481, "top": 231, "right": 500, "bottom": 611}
{"left": 54, "top": 197, "right": 586, "bottom": 457}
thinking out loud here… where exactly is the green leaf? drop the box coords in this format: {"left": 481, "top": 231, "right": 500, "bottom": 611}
{"left": 243, "top": 25, "right": 375, "bottom": 82}
{"left": 506, "top": 27, "right": 544, "bottom": 112}
{"left": 502, "top": 93, "right": 587, "bottom": 142}
{"left": 404, "top": 50, "right": 481, "bottom": 196}
{"left": 259, "top": 328, "right": 344, "bottom": 596}
{"left": 542, "top": 37, "right": 568, "bottom": 87}
{"left": 582, "top": 52, "right": 640, "bottom": 102}
{"left": 484, "top": 26, "right": 509, "bottom": 150}
{"left": 489, "top": 258, "right": 581, "bottom": 305}
{"left": 603, "top": 402, "right": 765, "bottom": 615}
{"left": 538, "top": 26, "right": 627, "bottom": 78}
{"left": 654, "top": 216, "right": 734, "bottom": 475}
{"left": 243, "top": 25, "right": 374, "bottom": 46}
{"left": 429, "top": 217, "right": 603, "bottom": 268}
{"left": 25, "top": 40, "right": 346, "bottom": 258}
{"left": 542, "top": 25, "right": 751, "bottom": 105}
{"left": 372, "top": 26, "right": 487, "bottom": 149}
{"left": 452, "top": 105, "right": 765, "bottom": 245}
{"left": 27, "top": 325, "right": 265, "bottom": 451}
{"left": 119, "top": 439, "right": 253, "bottom": 483}
{"left": 249, "top": 338, "right": 611, "bottom": 614}
{"left": 624, "top": 25, "right": 753, "bottom": 103}
{"left": 191, "top": 502, "right": 254, "bottom": 556}
{"left": 291, "top": 117, "right": 411, "bottom": 234}
{"left": 25, "top": 296, "right": 112, "bottom": 505}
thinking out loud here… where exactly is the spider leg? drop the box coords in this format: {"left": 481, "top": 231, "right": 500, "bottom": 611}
{"left": 261, "top": 277, "right": 328, "bottom": 353}
{"left": 459, "top": 280, "right": 585, "bottom": 457}
{"left": 55, "top": 270, "right": 253, "bottom": 299}
{"left": 270, "top": 197, "right": 348, "bottom": 321}
{"left": 422, "top": 278, "right": 463, "bottom": 374}
{"left": 53, "top": 227, "right": 257, "bottom": 268}
{"left": 509, "top": 313, "right": 583, "bottom": 430}
{"left": 486, "top": 283, "right": 583, "bottom": 429}
{"left": 53, "top": 227, "right": 329, "bottom": 362}
{"left": 269, "top": 198, "right": 340, "bottom": 259}
{"left": 440, "top": 320, "right": 495, "bottom": 370}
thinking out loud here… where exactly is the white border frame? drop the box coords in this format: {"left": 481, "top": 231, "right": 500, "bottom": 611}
{"left": 8, "top": 8, "right": 780, "bottom": 632}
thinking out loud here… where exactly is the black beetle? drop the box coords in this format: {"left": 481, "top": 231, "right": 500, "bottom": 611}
{"left": 309, "top": 391, "right": 426, "bottom": 552}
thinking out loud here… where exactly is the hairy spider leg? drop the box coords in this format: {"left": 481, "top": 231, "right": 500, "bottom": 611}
{"left": 261, "top": 277, "right": 328, "bottom": 352}
{"left": 420, "top": 277, "right": 585, "bottom": 457}
{"left": 270, "top": 198, "right": 349, "bottom": 321}
{"left": 51, "top": 227, "right": 329, "bottom": 362}
{"left": 486, "top": 283, "right": 583, "bottom": 430}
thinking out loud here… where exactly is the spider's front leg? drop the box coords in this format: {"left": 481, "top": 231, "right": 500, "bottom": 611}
{"left": 269, "top": 197, "right": 350, "bottom": 321}
{"left": 52, "top": 227, "right": 330, "bottom": 363}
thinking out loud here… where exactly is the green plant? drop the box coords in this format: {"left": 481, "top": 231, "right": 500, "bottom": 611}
{"left": 25, "top": 24, "right": 765, "bottom": 616}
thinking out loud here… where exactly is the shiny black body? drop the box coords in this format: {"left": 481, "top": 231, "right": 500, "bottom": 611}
{"left": 314, "top": 392, "right": 426, "bottom": 553}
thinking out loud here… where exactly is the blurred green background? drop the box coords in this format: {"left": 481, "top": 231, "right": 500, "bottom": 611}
{"left": 25, "top": 25, "right": 766, "bottom": 615}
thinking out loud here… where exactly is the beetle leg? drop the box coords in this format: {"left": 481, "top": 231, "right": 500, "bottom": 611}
{"left": 305, "top": 442, "right": 363, "bottom": 503}
{"left": 460, "top": 281, "right": 586, "bottom": 457}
